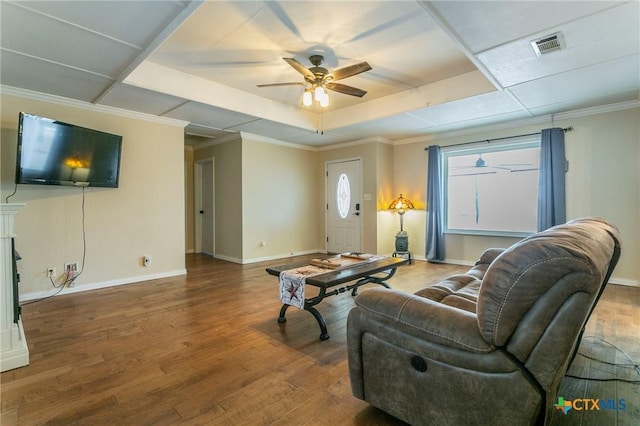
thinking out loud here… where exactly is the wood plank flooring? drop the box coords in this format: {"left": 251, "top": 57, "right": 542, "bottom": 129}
{"left": 1, "top": 254, "right": 638, "bottom": 425}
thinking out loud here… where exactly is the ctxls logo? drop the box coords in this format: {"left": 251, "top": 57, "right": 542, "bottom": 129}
{"left": 554, "top": 397, "right": 626, "bottom": 415}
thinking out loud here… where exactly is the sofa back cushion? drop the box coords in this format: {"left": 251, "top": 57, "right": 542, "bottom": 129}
{"left": 476, "top": 218, "right": 619, "bottom": 349}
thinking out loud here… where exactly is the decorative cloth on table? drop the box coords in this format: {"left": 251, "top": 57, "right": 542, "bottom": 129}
{"left": 279, "top": 265, "right": 326, "bottom": 309}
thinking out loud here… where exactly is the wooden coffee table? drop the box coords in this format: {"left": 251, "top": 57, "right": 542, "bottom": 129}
{"left": 266, "top": 256, "right": 409, "bottom": 340}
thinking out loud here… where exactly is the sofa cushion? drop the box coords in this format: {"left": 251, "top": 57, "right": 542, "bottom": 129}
{"left": 415, "top": 247, "right": 504, "bottom": 313}
{"left": 415, "top": 275, "right": 480, "bottom": 312}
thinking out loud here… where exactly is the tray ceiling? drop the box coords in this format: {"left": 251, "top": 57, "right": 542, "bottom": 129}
{"left": 1, "top": 1, "right": 638, "bottom": 147}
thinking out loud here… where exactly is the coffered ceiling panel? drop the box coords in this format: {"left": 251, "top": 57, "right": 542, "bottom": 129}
{"left": 409, "top": 91, "right": 528, "bottom": 125}
{"left": 476, "top": 1, "right": 640, "bottom": 88}
{"left": 0, "top": 49, "right": 113, "bottom": 102}
{"left": 99, "top": 84, "right": 188, "bottom": 117}
{"left": 509, "top": 55, "right": 640, "bottom": 110}
{"left": 429, "top": 1, "right": 626, "bottom": 54}
{"left": 1, "top": 2, "right": 140, "bottom": 77}
{"left": 15, "top": 0, "right": 189, "bottom": 47}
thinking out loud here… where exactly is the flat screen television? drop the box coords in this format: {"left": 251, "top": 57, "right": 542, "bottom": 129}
{"left": 15, "top": 112, "right": 123, "bottom": 188}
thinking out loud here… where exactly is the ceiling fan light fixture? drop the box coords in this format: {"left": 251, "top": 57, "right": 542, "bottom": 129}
{"left": 302, "top": 90, "right": 312, "bottom": 106}
{"left": 320, "top": 92, "right": 329, "bottom": 107}
{"left": 259, "top": 55, "right": 372, "bottom": 107}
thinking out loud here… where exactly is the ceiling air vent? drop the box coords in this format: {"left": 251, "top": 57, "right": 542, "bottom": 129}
{"left": 531, "top": 32, "right": 565, "bottom": 57}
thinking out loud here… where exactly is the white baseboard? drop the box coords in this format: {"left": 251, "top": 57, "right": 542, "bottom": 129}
{"left": 212, "top": 249, "right": 326, "bottom": 265}
{"left": 20, "top": 269, "right": 187, "bottom": 302}
{"left": 609, "top": 277, "right": 640, "bottom": 287}
{"left": 211, "top": 253, "right": 243, "bottom": 264}
{"left": 442, "top": 258, "right": 475, "bottom": 266}
{"left": 239, "top": 249, "right": 326, "bottom": 265}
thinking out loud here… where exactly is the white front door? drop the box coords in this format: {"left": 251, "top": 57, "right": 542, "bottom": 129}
{"left": 326, "top": 159, "right": 362, "bottom": 254}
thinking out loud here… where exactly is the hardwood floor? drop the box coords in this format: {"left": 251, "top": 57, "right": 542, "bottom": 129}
{"left": 548, "top": 284, "right": 640, "bottom": 426}
{"left": 1, "top": 254, "right": 638, "bottom": 425}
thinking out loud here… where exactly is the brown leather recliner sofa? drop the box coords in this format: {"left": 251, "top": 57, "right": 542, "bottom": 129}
{"left": 347, "top": 217, "right": 621, "bottom": 425}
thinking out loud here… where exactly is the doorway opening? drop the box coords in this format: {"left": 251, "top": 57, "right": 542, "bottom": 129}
{"left": 195, "top": 158, "right": 214, "bottom": 256}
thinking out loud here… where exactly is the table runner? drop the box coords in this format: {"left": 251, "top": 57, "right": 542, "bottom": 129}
{"left": 279, "top": 265, "right": 327, "bottom": 309}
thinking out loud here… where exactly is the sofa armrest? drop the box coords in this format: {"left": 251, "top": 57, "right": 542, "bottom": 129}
{"left": 476, "top": 248, "right": 505, "bottom": 266}
{"left": 462, "top": 248, "right": 506, "bottom": 280}
{"left": 353, "top": 288, "right": 494, "bottom": 353}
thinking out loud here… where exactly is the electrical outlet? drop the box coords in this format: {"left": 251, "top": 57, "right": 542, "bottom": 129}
{"left": 65, "top": 262, "right": 78, "bottom": 274}
{"left": 142, "top": 256, "right": 151, "bottom": 267}
{"left": 47, "top": 267, "right": 56, "bottom": 278}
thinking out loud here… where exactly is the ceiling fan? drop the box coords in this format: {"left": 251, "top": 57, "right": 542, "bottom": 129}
{"left": 257, "top": 55, "right": 372, "bottom": 106}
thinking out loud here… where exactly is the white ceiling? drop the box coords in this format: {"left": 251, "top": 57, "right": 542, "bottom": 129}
{"left": 1, "top": 1, "right": 638, "bottom": 148}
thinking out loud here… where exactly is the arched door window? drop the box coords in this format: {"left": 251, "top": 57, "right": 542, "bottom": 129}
{"left": 336, "top": 173, "right": 351, "bottom": 219}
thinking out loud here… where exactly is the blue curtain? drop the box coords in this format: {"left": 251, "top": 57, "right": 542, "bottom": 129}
{"left": 537, "top": 128, "right": 566, "bottom": 231}
{"left": 426, "top": 145, "right": 445, "bottom": 262}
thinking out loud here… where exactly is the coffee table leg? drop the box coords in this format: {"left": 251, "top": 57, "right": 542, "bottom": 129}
{"left": 277, "top": 303, "right": 330, "bottom": 341}
{"left": 306, "top": 306, "right": 330, "bottom": 341}
{"left": 278, "top": 304, "right": 289, "bottom": 323}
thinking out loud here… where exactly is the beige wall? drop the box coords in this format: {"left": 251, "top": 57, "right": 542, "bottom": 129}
{"left": 189, "top": 136, "right": 323, "bottom": 263}
{"left": 376, "top": 142, "right": 396, "bottom": 254}
{"left": 564, "top": 108, "right": 639, "bottom": 284}
{"left": 389, "top": 141, "right": 428, "bottom": 256}
{"left": 393, "top": 107, "right": 639, "bottom": 284}
{"left": 1, "top": 94, "right": 186, "bottom": 298}
{"left": 242, "top": 137, "right": 322, "bottom": 260}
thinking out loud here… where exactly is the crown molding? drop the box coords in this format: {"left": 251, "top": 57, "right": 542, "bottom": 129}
{"left": 316, "top": 135, "right": 394, "bottom": 151}
{"left": 554, "top": 100, "right": 639, "bottom": 120}
{"left": 0, "top": 85, "right": 190, "bottom": 128}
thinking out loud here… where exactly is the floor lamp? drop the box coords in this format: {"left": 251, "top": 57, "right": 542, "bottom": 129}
{"left": 388, "top": 194, "right": 414, "bottom": 263}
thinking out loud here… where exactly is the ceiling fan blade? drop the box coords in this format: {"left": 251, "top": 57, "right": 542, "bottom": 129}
{"left": 324, "top": 82, "right": 367, "bottom": 97}
{"left": 283, "top": 58, "right": 315, "bottom": 80}
{"left": 257, "top": 82, "right": 305, "bottom": 88}
{"left": 329, "top": 62, "right": 372, "bottom": 81}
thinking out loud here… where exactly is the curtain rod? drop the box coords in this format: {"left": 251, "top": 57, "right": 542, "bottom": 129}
{"left": 424, "top": 126, "right": 573, "bottom": 151}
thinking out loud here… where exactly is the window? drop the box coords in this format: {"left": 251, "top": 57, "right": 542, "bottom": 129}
{"left": 443, "top": 139, "right": 540, "bottom": 236}
{"left": 336, "top": 173, "right": 351, "bottom": 219}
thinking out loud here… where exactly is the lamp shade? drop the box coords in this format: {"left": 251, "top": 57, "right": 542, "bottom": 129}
{"left": 302, "top": 90, "right": 312, "bottom": 106}
{"left": 319, "top": 91, "right": 329, "bottom": 107}
{"left": 388, "top": 194, "right": 414, "bottom": 214}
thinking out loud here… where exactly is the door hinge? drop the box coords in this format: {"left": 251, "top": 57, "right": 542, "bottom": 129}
{"left": 326, "top": 203, "right": 328, "bottom": 210}
{"left": 326, "top": 236, "right": 329, "bottom": 242}
{"left": 326, "top": 171, "right": 328, "bottom": 177}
